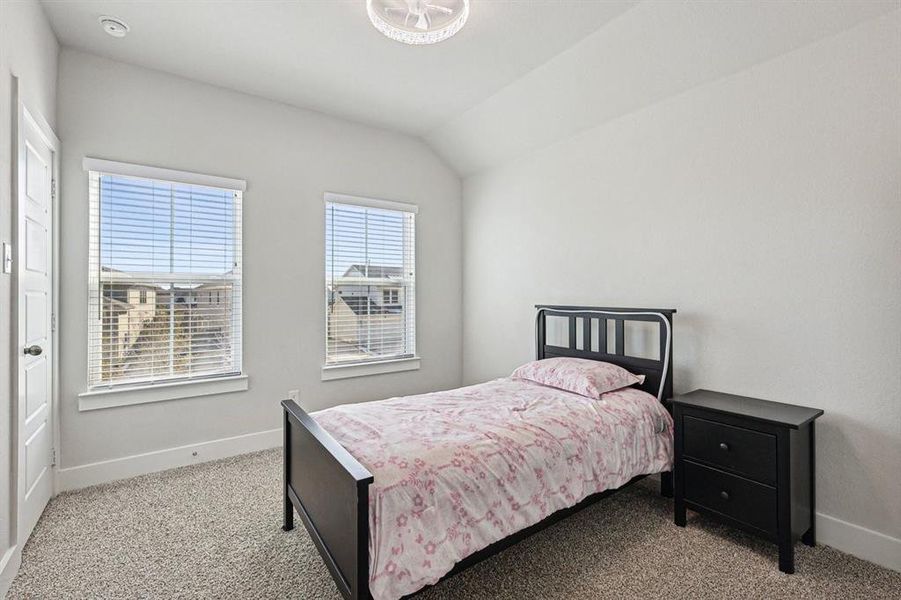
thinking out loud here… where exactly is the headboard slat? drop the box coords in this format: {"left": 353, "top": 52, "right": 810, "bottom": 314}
{"left": 535, "top": 305, "right": 676, "bottom": 404}
{"left": 582, "top": 318, "right": 592, "bottom": 352}
{"left": 568, "top": 317, "right": 577, "bottom": 350}
{"left": 598, "top": 318, "right": 607, "bottom": 354}
{"left": 615, "top": 320, "right": 625, "bottom": 355}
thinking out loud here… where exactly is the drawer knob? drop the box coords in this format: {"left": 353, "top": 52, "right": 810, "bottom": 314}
{"left": 720, "top": 490, "right": 730, "bottom": 501}
{"left": 719, "top": 442, "right": 729, "bottom": 451}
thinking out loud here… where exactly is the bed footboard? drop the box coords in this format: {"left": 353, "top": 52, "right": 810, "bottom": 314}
{"left": 282, "top": 400, "right": 373, "bottom": 600}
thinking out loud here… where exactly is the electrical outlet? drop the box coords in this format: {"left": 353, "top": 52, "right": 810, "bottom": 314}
{"left": 288, "top": 389, "right": 300, "bottom": 405}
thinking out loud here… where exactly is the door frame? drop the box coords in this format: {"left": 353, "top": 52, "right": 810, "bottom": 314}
{"left": 11, "top": 93, "right": 60, "bottom": 550}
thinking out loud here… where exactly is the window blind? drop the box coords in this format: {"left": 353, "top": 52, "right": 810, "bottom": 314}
{"left": 325, "top": 196, "right": 416, "bottom": 366}
{"left": 87, "top": 168, "right": 243, "bottom": 389}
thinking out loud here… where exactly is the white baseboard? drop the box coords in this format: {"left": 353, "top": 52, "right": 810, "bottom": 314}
{"left": 0, "top": 545, "right": 22, "bottom": 600}
{"left": 817, "top": 512, "right": 901, "bottom": 572}
{"left": 56, "top": 428, "right": 281, "bottom": 492}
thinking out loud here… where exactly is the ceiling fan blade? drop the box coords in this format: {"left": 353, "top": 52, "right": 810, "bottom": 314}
{"left": 426, "top": 5, "right": 453, "bottom": 14}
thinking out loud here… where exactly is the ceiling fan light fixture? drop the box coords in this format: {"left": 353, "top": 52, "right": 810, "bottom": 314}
{"left": 367, "top": 0, "right": 470, "bottom": 45}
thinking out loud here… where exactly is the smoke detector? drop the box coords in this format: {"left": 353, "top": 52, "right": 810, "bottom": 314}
{"left": 99, "top": 16, "right": 130, "bottom": 38}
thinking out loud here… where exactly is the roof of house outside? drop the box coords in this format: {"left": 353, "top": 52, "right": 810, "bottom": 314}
{"left": 339, "top": 296, "right": 401, "bottom": 316}
{"left": 100, "top": 266, "right": 237, "bottom": 286}
{"left": 102, "top": 296, "right": 133, "bottom": 312}
{"left": 343, "top": 264, "right": 403, "bottom": 279}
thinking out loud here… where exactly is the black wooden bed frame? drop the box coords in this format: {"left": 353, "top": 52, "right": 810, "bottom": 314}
{"left": 281, "top": 305, "right": 676, "bottom": 600}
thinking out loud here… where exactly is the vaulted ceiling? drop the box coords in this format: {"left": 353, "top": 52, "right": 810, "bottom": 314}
{"left": 41, "top": 0, "right": 636, "bottom": 135}
{"left": 42, "top": 1, "right": 899, "bottom": 176}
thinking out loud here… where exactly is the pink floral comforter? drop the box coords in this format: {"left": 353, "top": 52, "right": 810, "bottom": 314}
{"left": 312, "top": 377, "right": 673, "bottom": 600}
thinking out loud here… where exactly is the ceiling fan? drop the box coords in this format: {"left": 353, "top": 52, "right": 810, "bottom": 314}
{"left": 367, "top": 0, "right": 470, "bottom": 45}
{"left": 383, "top": 1, "right": 453, "bottom": 31}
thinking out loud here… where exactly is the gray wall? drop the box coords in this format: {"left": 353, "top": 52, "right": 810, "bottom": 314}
{"left": 57, "top": 50, "right": 462, "bottom": 469}
{"left": 0, "top": 0, "right": 58, "bottom": 580}
{"left": 460, "top": 11, "right": 901, "bottom": 543}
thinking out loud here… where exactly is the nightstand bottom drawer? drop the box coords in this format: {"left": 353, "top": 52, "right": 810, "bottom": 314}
{"left": 683, "top": 460, "right": 777, "bottom": 534}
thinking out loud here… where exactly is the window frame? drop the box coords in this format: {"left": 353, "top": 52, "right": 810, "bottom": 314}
{"left": 78, "top": 158, "right": 247, "bottom": 410}
{"left": 322, "top": 192, "right": 419, "bottom": 380}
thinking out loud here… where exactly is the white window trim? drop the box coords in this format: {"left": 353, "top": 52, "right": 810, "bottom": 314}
{"left": 321, "top": 357, "right": 420, "bottom": 381}
{"left": 83, "top": 158, "right": 246, "bottom": 406}
{"left": 324, "top": 191, "right": 418, "bottom": 214}
{"left": 77, "top": 374, "right": 249, "bottom": 411}
{"left": 83, "top": 157, "right": 247, "bottom": 191}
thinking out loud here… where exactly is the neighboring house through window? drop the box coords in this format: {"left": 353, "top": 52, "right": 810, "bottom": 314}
{"left": 85, "top": 159, "right": 244, "bottom": 390}
{"left": 325, "top": 193, "right": 416, "bottom": 367}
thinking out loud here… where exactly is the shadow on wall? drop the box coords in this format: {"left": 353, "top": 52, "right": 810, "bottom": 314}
{"left": 672, "top": 311, "right": 703, "bottom": 395}
{"left": 667, "top": 308, "right": 900, "bottom": 538}
{"left": 816, "top": 416, "right": 899, "bottom": 535}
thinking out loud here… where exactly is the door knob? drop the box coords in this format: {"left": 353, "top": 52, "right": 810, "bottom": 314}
{"left": 23, "top": 345, "right": 43, "bottom": 356}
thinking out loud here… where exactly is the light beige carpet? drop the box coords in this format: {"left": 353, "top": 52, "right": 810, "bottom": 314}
{"left": 7, "top": 449, "right": 900, "bottom": 599}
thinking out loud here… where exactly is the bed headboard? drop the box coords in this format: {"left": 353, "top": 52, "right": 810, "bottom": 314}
{"left": 535, "top": 305, "right": 676, "bottom": 403}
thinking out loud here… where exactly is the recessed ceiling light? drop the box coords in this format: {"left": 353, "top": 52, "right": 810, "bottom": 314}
{"left": 99, "top": 16, "right": 130, "bottom": 38}
{"left": 367, "top": 0, "right": 470, "bottom": 45}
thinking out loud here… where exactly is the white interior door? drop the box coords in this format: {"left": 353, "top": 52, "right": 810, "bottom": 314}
{"left": 16, "top": 104, "right": 56, "bottom": 542}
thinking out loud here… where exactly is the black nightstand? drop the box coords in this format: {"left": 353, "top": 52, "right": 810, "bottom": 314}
{"left": 672, "top": 389, "right": 823, "bottom": 574}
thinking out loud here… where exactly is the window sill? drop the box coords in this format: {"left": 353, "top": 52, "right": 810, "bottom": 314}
{"left": 77, "top": 374, "right": 249, "bottom": 411}
{"left": 321, "top": 357, "right": 420, "bottom": 381}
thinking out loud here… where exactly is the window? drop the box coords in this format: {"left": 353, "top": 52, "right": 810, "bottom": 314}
{"left": 325, "top": 193, "right": 416, "bottom": 369}
{"left": 85, "top": 159, "right": 244, "bottom": 391}
{"left": 383, "top": 288, "right": 400, "bottom": 305}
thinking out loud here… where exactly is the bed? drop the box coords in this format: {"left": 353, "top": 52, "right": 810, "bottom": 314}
{"left": 281, "top": 305, "right": 676, "bottom": 600}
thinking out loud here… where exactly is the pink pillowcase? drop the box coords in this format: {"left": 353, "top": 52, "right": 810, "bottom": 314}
{"left": 511, "top": 357, "right": 645, "bottom": 399}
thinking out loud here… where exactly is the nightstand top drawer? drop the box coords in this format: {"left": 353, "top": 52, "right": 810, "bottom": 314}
{"left": 682, "top": 415, "right": 776, "bottom": 484}
{"left": 672, "top": 389, "right": 823, "bottom": 429}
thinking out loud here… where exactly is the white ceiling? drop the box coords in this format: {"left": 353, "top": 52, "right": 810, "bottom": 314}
{"left": 41, "top": 0, "right": 899, "bottom": 176}
{"left": 428, "top": 0, "right": 901, "bottom": 174}
{"left": 41, "top": 0, "right": 637, "bottom": 136}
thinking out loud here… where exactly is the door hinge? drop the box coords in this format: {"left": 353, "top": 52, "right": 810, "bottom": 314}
{"left": 2, "top": 242, "right": 11, "bottom": 274}
{"left": 51, "top": 312, "right": 57, "bottom": 332}
{"left": 50, "top": 447, "right": 57, "bottom": 467}
{"left": 51, "top": 178, "right": 57, "bottom": 201}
